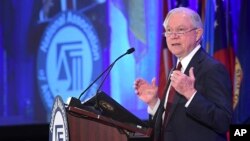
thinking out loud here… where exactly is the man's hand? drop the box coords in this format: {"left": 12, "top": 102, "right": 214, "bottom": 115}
{"left": 133, "top": 77, "right": 159, "bottom": 108}
{"left": 170, "top": 67, "right": 197, "bottom": 100}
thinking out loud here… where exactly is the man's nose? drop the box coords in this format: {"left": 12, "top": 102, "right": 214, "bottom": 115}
{"left": 170, "top": 32, "right": 179, "bottom": 38}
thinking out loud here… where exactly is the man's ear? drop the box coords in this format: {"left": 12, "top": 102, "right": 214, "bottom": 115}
{"left": 195, "top": 28, "right": 203, "bottom": 42}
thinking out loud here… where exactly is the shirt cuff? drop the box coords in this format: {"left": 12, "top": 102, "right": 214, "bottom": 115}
{"left": 147, "top": 98, "right": 160, "bottom": 117}
{"left": 185, "top": 91, "right": 197, "bottom": 107}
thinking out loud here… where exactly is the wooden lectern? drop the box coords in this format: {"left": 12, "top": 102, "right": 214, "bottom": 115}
{"left": 49, "top": 95, "right": 152, "bottom": 141}
{"left": 66, "top": 106, "right": 152, "bottom": 141}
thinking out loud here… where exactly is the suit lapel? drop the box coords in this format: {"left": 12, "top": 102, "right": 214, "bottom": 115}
{"left": 154, "top": 67, "right": 174, "bottom": 140}
{"left": 163, "top": 48, "right": 205, "bottom": 127}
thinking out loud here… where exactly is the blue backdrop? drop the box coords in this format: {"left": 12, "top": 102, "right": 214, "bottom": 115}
{"left": 0, "top": 0, "right": 161, "bottom": 125}
{"left": 0, "top": 0, "right": 249, "bottom": 126}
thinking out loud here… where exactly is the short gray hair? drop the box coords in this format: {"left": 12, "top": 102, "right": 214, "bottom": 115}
{"left": 163, "top": 7, "right": 203, "bottom": 29}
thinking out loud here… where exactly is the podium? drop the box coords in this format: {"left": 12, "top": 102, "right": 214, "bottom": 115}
{"left": 49, "top": 95, "right": 152, "bottom": 141}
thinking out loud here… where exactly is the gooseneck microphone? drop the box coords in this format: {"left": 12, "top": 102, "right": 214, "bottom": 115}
{"left": 126, "top": 47, "right": 135, "bottom": 54}
{"left": 78, "top": 47, "right": 135, "bottom": 100}
{"left": 95, "top": 47, "right": 135, "bottom": 94}
{"left": 67, "top": 48, "right": 135, "bottom": 108}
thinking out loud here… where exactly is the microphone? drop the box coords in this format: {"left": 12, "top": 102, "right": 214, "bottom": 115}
{"left": 67, "top": 47, "right": 135, "bottom": 108}
{"left": 95, "top": 47, "right": 135, "bottom": 93}
{"left": 93, "top": 47, "right": 135, "bottom": 110}
{"left": 126, "top": 48, "right": 135, "bottom": 54}
{"left": 78, "top": 47, "right": 135, "bottom": 99}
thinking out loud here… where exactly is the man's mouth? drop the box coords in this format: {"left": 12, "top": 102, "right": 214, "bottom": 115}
{"left": 171, "top": 43, "right": 181, "bottom": 46}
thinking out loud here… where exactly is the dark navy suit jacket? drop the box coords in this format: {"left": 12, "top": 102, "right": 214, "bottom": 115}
{"left": 151, "top": 48, "right": 232, "bottom": 141}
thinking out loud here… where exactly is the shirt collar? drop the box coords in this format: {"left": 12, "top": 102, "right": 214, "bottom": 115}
{"left": 177, "top": 44, "right": 201, "bottom": 72}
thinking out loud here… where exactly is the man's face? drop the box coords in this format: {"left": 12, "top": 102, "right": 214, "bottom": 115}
{"left": 164, "top": 12, "right": 201, "bottom": 59}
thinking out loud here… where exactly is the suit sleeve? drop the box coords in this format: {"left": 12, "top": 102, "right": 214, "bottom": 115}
{"left": 186, "top": 63, "right": 232, "bottom": 133}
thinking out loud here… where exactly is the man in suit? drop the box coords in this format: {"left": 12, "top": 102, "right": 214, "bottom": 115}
{"left": 134, "top": 7, "right": 232, "bottom": 141}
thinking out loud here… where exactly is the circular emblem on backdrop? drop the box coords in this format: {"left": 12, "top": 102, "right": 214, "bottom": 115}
{"left": 49, "top": 96, "right": 69, "bottom": 141}
{"left": 37, "top": 11, "right": 102, "bottom": 119}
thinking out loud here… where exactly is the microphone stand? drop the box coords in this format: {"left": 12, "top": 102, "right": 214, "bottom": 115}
{"left": 67, "top": 48, "right": 135, "bottom": 110}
